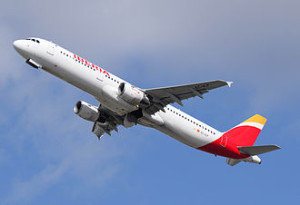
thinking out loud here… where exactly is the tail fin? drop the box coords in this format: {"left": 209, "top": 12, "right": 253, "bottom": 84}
{"left": 224, "top": 114, "right": 267, "bottom": 147}
{"left": 224, "top": 115, "right": 281, "bottom": 166}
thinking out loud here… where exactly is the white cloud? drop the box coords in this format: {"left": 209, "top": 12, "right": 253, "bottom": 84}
{"left": 4, "top": 163, "right": 68, "bottom": 204}
{"left": 0, "top": 25, "right": 23, "bottom": 88}
{"left": 3, "top": 137, "right": 123, "bottom": 204}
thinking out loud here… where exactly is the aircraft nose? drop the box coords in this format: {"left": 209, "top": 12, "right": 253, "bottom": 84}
{"left": 13, "top": 40, "right": 24, "bottom": 52}
{"left": 13, "top": 39, "right": 31, "bottom": 59}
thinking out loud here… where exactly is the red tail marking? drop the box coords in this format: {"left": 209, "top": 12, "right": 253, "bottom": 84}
{"left": 224, "top": 126, "right": 261, "bottom": 147}
{"left": 198, "top": 136, "right": 249, "bottom": 159}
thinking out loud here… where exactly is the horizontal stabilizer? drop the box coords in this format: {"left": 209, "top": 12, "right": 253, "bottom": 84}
{"left": 238, "top": 145, "right": 281, "bottom": 156}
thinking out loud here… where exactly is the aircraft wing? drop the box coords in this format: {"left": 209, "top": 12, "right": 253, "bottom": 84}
{"left": 144, "top": 80, "right": 232, "bottom": 113}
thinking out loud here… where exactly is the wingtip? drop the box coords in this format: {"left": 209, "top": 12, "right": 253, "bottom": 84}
{"left": 274, "top": 145, "right": 281, "bottom": 150}
{"left": 227, "top": 81, "right": 233, "bottom": 87}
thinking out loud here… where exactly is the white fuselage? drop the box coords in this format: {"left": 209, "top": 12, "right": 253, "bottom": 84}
{"left": 14, "top": 38, "right": 222, "bottom": 149}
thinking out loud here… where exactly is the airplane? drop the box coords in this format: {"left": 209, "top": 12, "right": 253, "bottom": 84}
{"left": 13, "top": 37, "right": 280, "bottom": 166}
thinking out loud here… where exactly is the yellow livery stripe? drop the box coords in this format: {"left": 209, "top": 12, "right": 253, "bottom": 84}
{"left": 243, "top": 114, "right": 267, "bottom": 125}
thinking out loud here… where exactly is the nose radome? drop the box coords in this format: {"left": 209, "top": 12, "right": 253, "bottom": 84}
{"left": 13, "top": 40, "right": 29, "bottom": 58}
{"left": 13, "top": 40, "right": 23, "bottom": 50}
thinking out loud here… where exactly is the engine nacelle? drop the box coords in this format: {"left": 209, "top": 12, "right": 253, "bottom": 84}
{"left": 118, "top": 82, "right": 150, "bottom": 106}
{"left": 74, "top": 101, "right": 99, "bottom": 122}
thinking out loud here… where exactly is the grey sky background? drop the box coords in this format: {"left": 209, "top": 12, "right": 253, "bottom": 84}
{"left": 1, "top": 0, "right": 300, "bottom": 204}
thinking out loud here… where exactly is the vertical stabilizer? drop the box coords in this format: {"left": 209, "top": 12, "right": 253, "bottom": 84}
{"left": 224, "top": 114, "right": 267, "bottom": 147}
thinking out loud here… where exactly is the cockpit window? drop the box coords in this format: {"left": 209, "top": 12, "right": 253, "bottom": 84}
{"left": 26, "top": 38, "right": 40, "bottom": 43}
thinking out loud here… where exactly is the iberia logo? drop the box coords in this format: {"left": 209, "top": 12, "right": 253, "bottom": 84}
{"left": 74, "top": 54, "right": 110, "bottom": 76}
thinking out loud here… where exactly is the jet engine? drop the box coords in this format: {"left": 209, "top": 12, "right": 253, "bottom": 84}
{"left": 118, "top": 82, "right": 150, "bottom": 107}
{"left": 74, "top": 101, "right": 99, "bottom": 122}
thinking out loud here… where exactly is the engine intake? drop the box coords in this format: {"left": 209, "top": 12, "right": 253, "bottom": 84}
{"left": 74, "top": 101, "right": 99, "bottom": 122}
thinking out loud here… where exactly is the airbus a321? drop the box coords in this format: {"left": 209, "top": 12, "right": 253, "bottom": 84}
{"left": 13, "top": 37, "right": 280, "bottom": 166}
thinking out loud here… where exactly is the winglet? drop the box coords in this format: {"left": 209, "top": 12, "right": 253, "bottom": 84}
{"left": 226, "top": 81, "right": 233, "bottom": 87}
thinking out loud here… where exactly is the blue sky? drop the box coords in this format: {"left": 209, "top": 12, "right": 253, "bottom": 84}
{"left": 1, "top": 0, "right": 300, "bottom": 204}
